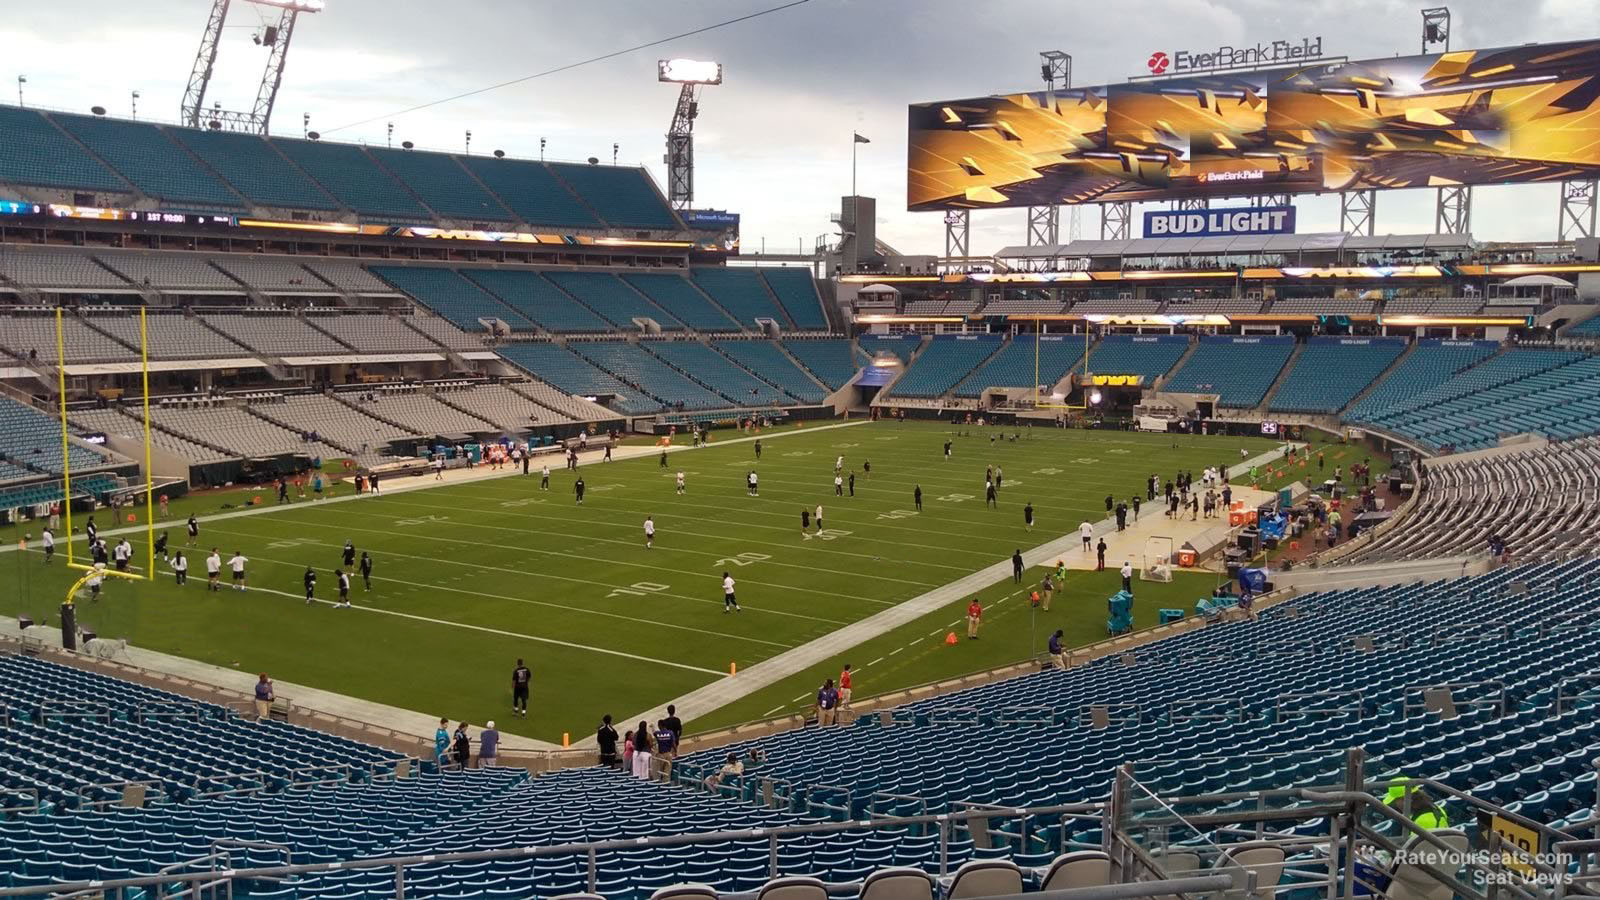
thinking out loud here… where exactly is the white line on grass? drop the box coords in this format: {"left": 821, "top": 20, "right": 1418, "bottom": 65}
{"left": 364, "top": 493, "right": 948, "bottom": 586}
{"left": 88, "top": 563, "right": 729, "bottom": 677}
{"left": 199, "top": 525, "right": 852, "bottom": 628}
{"left": 257, "top": 507, "right": 896, "bottom": 608}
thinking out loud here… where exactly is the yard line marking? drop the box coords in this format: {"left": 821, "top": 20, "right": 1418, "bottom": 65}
{"left": 867, "top": 657, "right": 885, "bottom": 666}
{"left": 888, "top": 647, "right": 903, "bottom": 656}
{"left": 200, "top": 526, "right": 851, "bottom": 628}
{"left": 91, "top": 563, "right": 728, "bottom": 676}
{"left": 909, "top": 638, "right": 923, "bottom": 646}
{"left": 364, "top": 493, "right": 946, "bottom": 586}
{"left": 763, "top": 706, "right": 784, "bottom": 717}
{"left": 226, "top": 509, "right": 894, "bottom": 608}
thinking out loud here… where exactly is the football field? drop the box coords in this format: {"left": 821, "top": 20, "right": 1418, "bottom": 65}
{"left": 1, "top": 420, "right": 1345, "bottom": 743}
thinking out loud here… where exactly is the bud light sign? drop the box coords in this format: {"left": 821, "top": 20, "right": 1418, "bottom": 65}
{"left": 1143, "top": 206, "right": 1295, "bottom": 238}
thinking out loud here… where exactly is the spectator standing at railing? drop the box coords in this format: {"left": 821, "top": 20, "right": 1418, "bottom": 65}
{"left": 254, "top": 674, "right": 274, "bottom": 720}
{"left": 434, "top": 718, "right": 450, "bottom": 767}
{"left": 597, "top": 715, "right": 619, "bottom": 768}
{"left": 478, "top": 721, "right": 500, "bottom": 768}
{"left": 630, "top": 722, "right": 654, "bottom": 778}
{"left": 452, "top": 722, "right": 471, "bottom": 770}
{"left": 816, "top": 679, "right": 840, "bottom": 726}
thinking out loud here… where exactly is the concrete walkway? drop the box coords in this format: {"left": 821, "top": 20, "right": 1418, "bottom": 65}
{"left": 600, "top": 443, "right": 1300, "bottom": 743}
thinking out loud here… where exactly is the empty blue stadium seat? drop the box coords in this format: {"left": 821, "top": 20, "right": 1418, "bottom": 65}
{"left": 691, "top": 269, "right": 791, "bottom": 328}
{"left": 368, "top": 148, "right": 512, "bottom": 222}
{"left": 1082, "top": 335, "right": 1189, "bottom": 382}
{"left": 544, "top": 272, "right": 683, "bottom": 331}
{"left": 495, "top": 342, "right": 657, "bottom": 414}
{"left": 546, "top": 164, "right": 678, "bottom": 229}
{"left": 51, "top": 114, "right": 242, "bottom": 209}
{"left": 1268, "top": 337, "right": 1407, "bottom": 414}
{"left": 759, "top": 269, "right": 828, "bottom": 330}
{"left": 781, "top": 339, "right": 860, "bottom": 390}
{"left": 1344, "top": 339, "right": 1498, "bottom": 423}
{"left": 167, "top": 128, "right": 338, "bottom": 210}
{"left": 1164, "top": 336, "right": 1295, "bottom": 407}
{"left": 457, "top": 157, "right": 604, "bottom": 228}
{"left": 887, "top": 336, "right": 1002, "bottom": 398}
{"left": 0, "top": 106, "right": 124, "bottom": 191}
{"left": 715, "top": 341, "right": 828, "bottom": 403}
{"left": 646, "top": 340, "right": 789, "bottom": 406}
{"left": 857, "top": 335, "right": 919, "bottom": 365}
{"left": 569, "top": 341, "right": 729, "bottom": 410}
{"left": 369, "top": 266, "right": 534, "bottom": 332}
{"left": 622, "top": 274, "right": 740, "bottom": 332}
{"left": 954, "top": 336, "right": 1084, "bottom": 399}
{"left": 271, "top": 139, "right": 430, "bottom": 220}
{"left": 462, "top": 270, "right": 612, "bottom": 333}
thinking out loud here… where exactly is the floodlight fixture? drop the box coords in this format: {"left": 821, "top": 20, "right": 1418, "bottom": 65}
{"left": 248, "top": 0, "right": 326, "bottom": 12}
{"left": 658, "top": 58, "right": 722, "bottom": 85}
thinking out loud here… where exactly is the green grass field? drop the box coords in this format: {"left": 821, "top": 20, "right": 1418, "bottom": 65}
{"left": 0, "top": 420, "right": 1371, "bottom": 742}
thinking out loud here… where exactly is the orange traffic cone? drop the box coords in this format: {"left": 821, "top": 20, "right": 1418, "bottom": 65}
{"left": 126, "top": 513, "right": 136, "bottom": 523}
{"left": 945, "top": 632, "right": 958, "bottom": 645}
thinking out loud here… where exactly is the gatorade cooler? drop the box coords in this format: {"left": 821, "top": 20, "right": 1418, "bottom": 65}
{"left": 1177, "top": 548, "right": 1197, "bottom": 568}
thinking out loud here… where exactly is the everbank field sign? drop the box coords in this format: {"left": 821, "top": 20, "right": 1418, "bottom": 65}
{"left": 1146, "top": 37, "right": 1323, "bottom": 75}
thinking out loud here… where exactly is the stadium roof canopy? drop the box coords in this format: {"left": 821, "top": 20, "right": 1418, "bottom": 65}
{"left": 996, "top": 232, "right": 1474, "bottom": 260}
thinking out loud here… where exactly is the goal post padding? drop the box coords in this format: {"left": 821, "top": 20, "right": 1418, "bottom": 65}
{"left": 1141, "top": 535, "right": 1175, "bottom": 582}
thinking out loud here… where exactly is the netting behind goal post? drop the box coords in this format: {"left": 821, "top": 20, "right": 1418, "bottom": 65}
{"left": 1141, "top": 535, "right": 1175, "bottom": 582}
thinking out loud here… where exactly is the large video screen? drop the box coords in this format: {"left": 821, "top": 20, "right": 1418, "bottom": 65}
{"left": 907, "top": 40, "right": 1600, "bottom": 211}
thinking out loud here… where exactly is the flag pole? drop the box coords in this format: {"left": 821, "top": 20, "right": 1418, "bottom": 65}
{"left": 851, "top": 135, "right": 857, "bottom": 199}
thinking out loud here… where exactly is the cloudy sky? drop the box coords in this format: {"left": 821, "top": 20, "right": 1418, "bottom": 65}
{"left": 6, "top": 0, "right": 1597, "bottom": 254}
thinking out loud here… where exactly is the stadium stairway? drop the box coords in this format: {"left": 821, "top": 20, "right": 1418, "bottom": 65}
{"left": 780, "top": 338, "right": 861, "bottom": 392}
{"left": 1331, "top": 340, "right": 1418, "bottom": 417}
{"left": 1249, "top": 339, "right": 1306, "bottom": 415}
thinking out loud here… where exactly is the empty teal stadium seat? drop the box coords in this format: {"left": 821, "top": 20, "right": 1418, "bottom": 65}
{"left": 1082, "top": 335, "right": 1190, "bottom": 381}
{"left": 544, "top": 272, "right": 683, "bottom": 330}
{"left": 759, "top": 269, "right": 828, "bottom": 330}
{"left": 781, "top": 339, "right": 860, "bottom": 389}
{"left": 368, "top": 148, "right": 512, "bottom": 222}
{"left": 546, "top": 163, "right": 678, "bottom": 229}
{"left": 954, "top": 336, "right": 1084, "bottom": 399}
{"left": 168, "top": 128, "right": 337, "bottom": 210}
{"left": 690, "top": 269, "right": 790, "bottom": 328}
{"left": 622, "top": 273, "right": 740, "bottom": 332}
{"left": 461, "top": 270, "right": 611, "bottom": 333}
{"left": 887, "top": 336, "right": 1002, "bottom": 398}
{"left": 1164, "top": 336, "right": 1295, "bottom": 407}
{"left": 1269, "top": 337, "right": 1407, "bottom": 414}
{"left": 52, "top": 114, "right": 242, "bottom": 209}
{"left": 369, "top": 267, "right": 533, "bottom": 332}
{"left": 0, "top": 106, "right": 124, "bottom": 191}
{"left": 458, "top": 157, "right": 603, "bottom": 228}
{"left": 271, "top": 139, "right": 430, "bottom": 220}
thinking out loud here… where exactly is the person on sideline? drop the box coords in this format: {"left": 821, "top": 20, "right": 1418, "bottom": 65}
{"left": 253, "top": 674, "right": 274, "bottom": 720}
{"left": 838, "top": 665, "right": 853, "bottom": 714}
{"left": 1012, "top": 549, "right": 1024, "bottom": 584}
{"left": 511, "top": 659, "right": 531, "bottom": 718}
{"left": 966, "top": 598, "right": 983, "bottom": 639}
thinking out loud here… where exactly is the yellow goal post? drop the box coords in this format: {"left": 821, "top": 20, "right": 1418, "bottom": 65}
{"left": 54, "top": 305, "right": 157, "bottom": 600}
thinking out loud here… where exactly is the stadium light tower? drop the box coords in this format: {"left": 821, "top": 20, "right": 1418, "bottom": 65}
{"left": 1025, "top": 52, "right": 1076, "bottom": 248}
{"left": 181, "top": 0, "right": 323, "bottom": 135}
{"left": 659, "top": 58, "right": 722, "bottom": 210}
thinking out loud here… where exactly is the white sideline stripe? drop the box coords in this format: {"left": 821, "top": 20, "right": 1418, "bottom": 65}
{"left": 98, "top": 562, "right": 729, "bottom": 677}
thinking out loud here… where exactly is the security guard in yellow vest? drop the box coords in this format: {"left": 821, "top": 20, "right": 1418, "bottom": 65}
{"left": 1385, "top": 778, "right": 1450, "bottom": 829}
